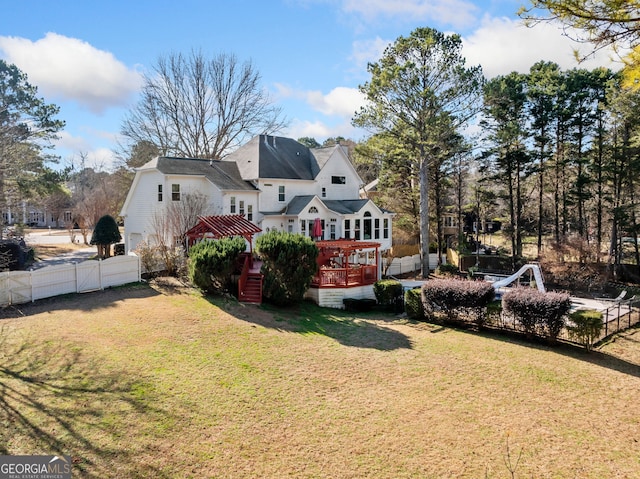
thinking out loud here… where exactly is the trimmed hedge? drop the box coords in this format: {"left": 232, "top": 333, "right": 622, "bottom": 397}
{"left": 373, "top": 279, "right": 403, "bottom": 311}
{"left": 421, "top": 278, "right": 495, "bottom": 327}
{"left": 404, "top": 288, "right": 424, "bottom": 320}
{"left": 502, "top": 288, "right": 571, "bottom": 341}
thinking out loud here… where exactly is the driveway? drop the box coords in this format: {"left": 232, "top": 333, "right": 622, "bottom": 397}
{"left": 25, "top": 229, "right": 96, "bottom": 270}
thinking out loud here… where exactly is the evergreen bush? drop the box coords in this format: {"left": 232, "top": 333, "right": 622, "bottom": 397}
{"left": 567, "top": 309, "right": 604, "bottom": 351}
{"left": 188, "top": 236, "right": 247, "bottom": 294}
{"left": 404, "top": 288, "right": 424, "bottom": 320}
{"left": 256, "top": 231, "right": 318, "bottom": 306}
{"left": 436, "top": 263, "right": 458, "bottom": 276}
{"left": 373, "top": 279, "right": 403, "bottom": 310}
{"left": 90, "top": 215, "right": 122, "bottom": 258}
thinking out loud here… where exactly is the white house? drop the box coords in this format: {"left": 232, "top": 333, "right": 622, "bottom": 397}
{"left": 120, "top": 135, "right": 393, "bottom": 254}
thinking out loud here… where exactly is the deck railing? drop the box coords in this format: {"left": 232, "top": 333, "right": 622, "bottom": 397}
{"left": 312, "top": 264, "right": 377, "bottom": 288}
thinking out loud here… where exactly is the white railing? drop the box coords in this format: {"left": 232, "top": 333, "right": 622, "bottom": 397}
{"left": 0, "top": 254, "right": 141, "bottom": 307}
{"left": 383, "top": 253, "right": 446, "bottom": 276}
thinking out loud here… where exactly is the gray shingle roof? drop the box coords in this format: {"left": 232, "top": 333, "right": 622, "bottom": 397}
{"left": 224, "top": 135, "right": 321, "bottom": 180}
{"left": 155, "top": 157, "right": 256, "bottom": 191}
{"left": 277, "top": 196, "right": 371, "bottom": 216}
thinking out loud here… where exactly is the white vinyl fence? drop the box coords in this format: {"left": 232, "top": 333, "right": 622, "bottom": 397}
{"left": 0, "top": 254, "right": 141, "bottom": 307}
{"left": 382, "top": 253, "right": 446, "bottom": 276}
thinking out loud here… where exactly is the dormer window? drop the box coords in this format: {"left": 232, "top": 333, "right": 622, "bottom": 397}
{"left": 331, "top": 176, "right": 346, "bottom": 184}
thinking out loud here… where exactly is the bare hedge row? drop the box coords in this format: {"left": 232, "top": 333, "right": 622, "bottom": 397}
{"left": 405, "top": 278, "right": 572, "bottom": 343}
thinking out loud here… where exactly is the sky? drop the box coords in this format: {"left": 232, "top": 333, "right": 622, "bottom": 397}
{"left": 0, "top": 0, "right": 619, "bottom": 171}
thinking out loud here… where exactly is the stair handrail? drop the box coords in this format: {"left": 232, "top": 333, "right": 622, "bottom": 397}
{"left": 238, "top": 254, "right": 250, "bottom": 299}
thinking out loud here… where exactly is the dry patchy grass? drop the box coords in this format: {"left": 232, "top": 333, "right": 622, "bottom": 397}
{"left": 0, "top": 280, "right": 639, "bottom": 478}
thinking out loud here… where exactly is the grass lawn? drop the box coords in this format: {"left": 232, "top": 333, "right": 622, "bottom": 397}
{"left": 0, "top": 278, "right": 639, "bottom": 478}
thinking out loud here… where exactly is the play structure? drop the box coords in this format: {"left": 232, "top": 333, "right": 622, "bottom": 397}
{"left": 483, "top": 263, "right": 546, "bottom": 295}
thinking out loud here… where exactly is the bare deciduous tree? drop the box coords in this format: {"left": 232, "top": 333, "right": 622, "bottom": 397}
{"left": 121, "top": 50, "right": 287, "bottom": 160}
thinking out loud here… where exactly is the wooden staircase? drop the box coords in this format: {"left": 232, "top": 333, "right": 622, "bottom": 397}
{"left": 238, "top": 253, "right": 263, "bottom": 304}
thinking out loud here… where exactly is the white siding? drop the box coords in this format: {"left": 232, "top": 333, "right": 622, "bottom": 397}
{"left": 315, "top": 148, "right": 361, "bottom": 200}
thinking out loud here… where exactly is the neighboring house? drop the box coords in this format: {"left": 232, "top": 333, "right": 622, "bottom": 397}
{"left": 120, "top": 135, "right": 394, "bottom": 254}
{"left": 2, "top": 201, "right": 72, "bottom": 228}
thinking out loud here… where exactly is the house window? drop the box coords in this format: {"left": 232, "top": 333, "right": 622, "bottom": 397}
{"left": 230, "top": 197, "right": 236, "bottom": 214}
{"left": 322, "top": 187, "right": 326, "bottom": 198}
{"left": 278, "top": 185, "right": 285, "bottom": 202}
{"left": 330, "top": 224, "right": 336, "bottom": 240}
{"left": 239, "top": 200, "right": 245, "bottom": 215}
{"left": 158, "top": 184, "right": 163, "bottom": 202}
{"left": 247, "top": 204, "right": 253, "bottom": 221}
{"left": 171, "top": 184, "right": 180, "bottom": 201}
{"left": 64, "top": 211, "right": 72, "bottom": 222}
{"left": 308, "top": 206, "right": 318, "bottom": 213}
{"left": 301, "top": 220, "right": 306, "bottom": 234}
{"left": 288, "top": 219, "right": 294, "bottom": 233}
{"left": 331, "top": 176, "right": 346, "bottom": 184}
{"left": 354, "top": 219, "right": 361, "bottom": 240}
{"left": 363, "top": 212, "right": 372, "bottom": 240}
{"left": 374, "top": 218, "right": 380, "bottom": 239}
{"left": 344, "top": 219, "right": 351, "bottom": 239}
{"left": 383, "top": 218, "right": 389, "bottom": 239}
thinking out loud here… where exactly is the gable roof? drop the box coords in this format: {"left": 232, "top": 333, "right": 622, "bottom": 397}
{"left": 224, "top": 135, "right": 321, "bottom": 180}
{"left": 152, "top": 157, "right": 256, "bottom": 191}
{"left": 273, "top": 195, "right": 373, "bottom": 216}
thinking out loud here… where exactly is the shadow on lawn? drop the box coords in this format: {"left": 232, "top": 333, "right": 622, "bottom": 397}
{"left": 453, "top": 324, "right": 640, "bottom": 379}
{"left": 211, "top": 297, "right": 414, "bottom": 351}
{"left": 0, "top": 326, "right": 177, "bottom": 478}
{"left": 0, "top": 283, "right": 159, "bottom": 319}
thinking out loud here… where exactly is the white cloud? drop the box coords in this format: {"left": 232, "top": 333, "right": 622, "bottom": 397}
{"left": 55, "top": 131, "right": 119, "bottom": 171}
{"left": 0, "top": 33, "right": 142, "bottom": 113}
{"left": 350, "top": 37, "right": 390, "bottom": 71}
{"left": 284, "top": 118, "right": 366, "bottom": 142}
{"left": 463, "top": 15, "right": 620, "bottom": 79}
{"left": 305, "top": 86, "right": 366, "bottom": 117}
{"left": 340, "top": 0, "right": 478, "bottom": 29}
{"left": 275, "top": 83, "right": 366, "bottom": 119}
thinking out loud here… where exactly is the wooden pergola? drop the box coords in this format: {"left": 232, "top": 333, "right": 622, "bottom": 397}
{"left": 185, "top": 215, "right": 262, "bottom": 253}
{"left": 313, "top": 239, "right": 381, "bottom": 288}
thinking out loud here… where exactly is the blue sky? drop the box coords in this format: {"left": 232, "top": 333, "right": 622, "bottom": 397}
{"left": 1, "top": 0, "right": 618, "bottom": 170}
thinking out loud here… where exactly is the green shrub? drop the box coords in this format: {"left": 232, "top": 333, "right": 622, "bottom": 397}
{"left": 421, "top": 278, "right": 495, "bottom": 327}
{"left": 404, "top": 288, "right": 424, "bottom": 320}
{"left": 567, "top": 309, "right": 604, "bottom": 351}
{"left": 343, "top": 298, "right": 376, "bottom": 312}
{"left": 502, "top": 288, "right": 571, "bottom": 341}
{"left": 90, "top": 214, "right": 122, "bottom": 258}
{"left": 188, "top": 236, "right": 247, "bottom": 294}
{"left": 256, "top": 231, "right": 318, "bottom": 306}
{"left": 436, "top": 263, "right": 458, "bottom": 276}
{"left": 373, "top": 279, "right": 403, "bottom": 310}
